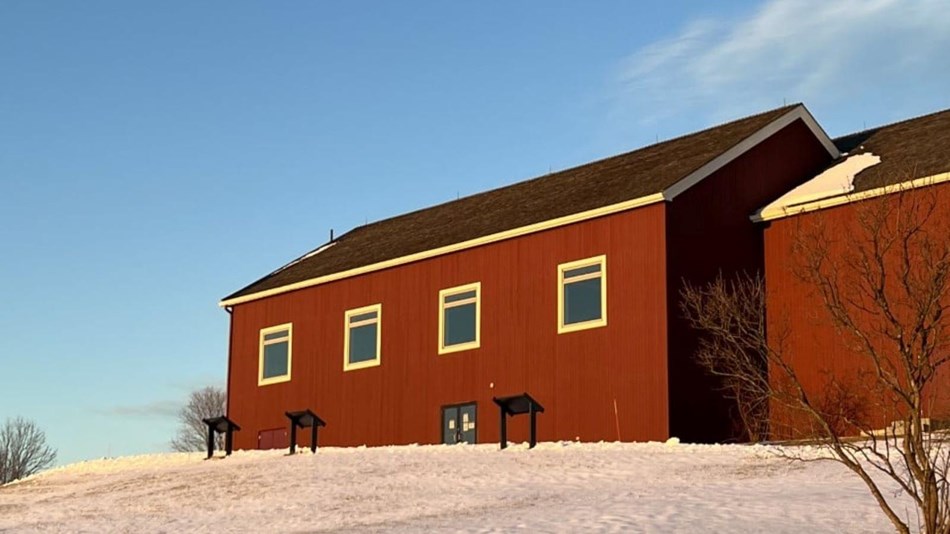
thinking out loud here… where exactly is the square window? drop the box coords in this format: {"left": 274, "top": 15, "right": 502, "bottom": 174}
{"left": 439, "top": 283, "right": 481, "bottom": 354}
{"left": 259, "top": 324, "right": 292, "bottom": 386}
{"left": 344, "top": 304, "right": 382, "bottom": 371}
{"left": 558, "top": 255, "right": 607, "bottom": 333}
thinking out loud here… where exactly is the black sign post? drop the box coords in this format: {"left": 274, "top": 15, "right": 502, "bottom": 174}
{"left": 285, "top": 409, "right": 327, "bottom": 454}
{"left": 493, "top": 393, "right": 545, "bottom": 449}
{"left": 202, "top": 416, "right": 241, "bottom": 459}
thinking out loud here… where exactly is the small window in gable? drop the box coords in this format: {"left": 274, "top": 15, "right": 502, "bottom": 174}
{"left": 259, "top": 323, "right": 292, "bottom": 386}
{"left": 344, "top": 304, "right": 382, "bottom": 371}
{"left": 439, "top": 282, "right": 481, "bottom": 354}
{"left": 558, "top": 255, "right": 607, "bottom": 333}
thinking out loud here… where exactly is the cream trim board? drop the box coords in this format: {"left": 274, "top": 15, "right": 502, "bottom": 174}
{"left": 258, "top": 323, "right": 293, "bottom": 386}
{"left": 438, "top": 282, "right": 482, "bottom": 355}
{"left": 219, "top": 193, "right": 665, "bottom": 307}
{"left": 343, "top": 303, "right": 382, "bottom": 372}
{"left": 752, "top": 172, "right": 950, "bottom": 222}
{"left": 663, "top": 105, "right": 840, "bottom": 200}
{"left": 557, "top": 255, "right": 607, "bottom": 334}
{"left": 564, "top": 271, "right": 601, "bottom": 283}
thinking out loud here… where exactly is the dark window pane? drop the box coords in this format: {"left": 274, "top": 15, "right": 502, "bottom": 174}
{"left": 263, "top": 330, "right": 288, "bottom": 341}
{"left": 444, "top": 303, "right": 477, "bottom": 346}
{"left": 444, "top": 290, "right": 477, "bottom": 304}
{"left": 564, "top": 277, "right": 602, "bottom": 325}
{"left": 564, "top": 264, "right": 601, "bottom": 279}
{"left": 349, "top": 323, "right": 378, "bottom": 364}
{"left": 349, "top": 311, "right": 378, "bottom": 324}
{"left": 262, "top": 341, "right": 289, "bottom": 379}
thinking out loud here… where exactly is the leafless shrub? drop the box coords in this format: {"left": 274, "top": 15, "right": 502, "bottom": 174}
{"left": 790, "top": 180, "right": 950, "bottom": 534}
{"left": 170, "top": 385, "right": 227, "bottom": 452}
{"left": 682, "top": 179, "right": 950, "bottom": 534}
{"left": 812, "top": 377, "right": 870, "bottom": 438}
{"left": 0, "top": 417, "right": 57, "bottom": 485}
{"left": 680, "top": 271, "right": 772, "bottom": 442}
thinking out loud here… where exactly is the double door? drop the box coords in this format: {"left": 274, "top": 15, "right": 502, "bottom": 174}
{"left": 441, "top": 403, "right": 477, "bottom": 444}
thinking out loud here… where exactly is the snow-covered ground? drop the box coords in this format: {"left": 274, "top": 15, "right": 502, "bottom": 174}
{"left": 0, "top": 441, "right": 906, "bottom": 533}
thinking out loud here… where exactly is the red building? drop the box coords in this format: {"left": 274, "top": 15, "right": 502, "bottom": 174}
{"left": 758, "top": 109, "right": 950, "bottom": 437}
{"left": 220, "top": 104, "right": 844, "bottom": 450}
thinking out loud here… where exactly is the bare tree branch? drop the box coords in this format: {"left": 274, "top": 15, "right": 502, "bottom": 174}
{"left": 0, "top": 417, "right": 57, "bottom": 485}
{"left": 682, "top": 178, "right": 950, "bottom": 534}
{"left": 680, "top": 270, "right": 772, "bottom": 442}
{"left": 170, "top": 386, "right": 227, "bottom": 452}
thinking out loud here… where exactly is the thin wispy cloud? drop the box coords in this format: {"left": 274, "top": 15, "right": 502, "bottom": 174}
{"left": 169, "top": 377, "right": 226, "bottom": 394}
{"left": 95, "top": 400, "right": 181, "bottom": 419}
{"left": 612, "top": 0, "right": 950, "bottom": 130}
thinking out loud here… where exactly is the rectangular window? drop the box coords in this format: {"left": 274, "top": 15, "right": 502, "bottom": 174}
{"left": 557, "top": 255, "right": 607, "bottom": 333}
{"left": 344, "top": 304, "right": 382, "bottom": 371}
{"left": 438, "top": 282, "right": 481, "bottom": 354}
{"left": 259, "top": 323, "right": 292, "bottom": 386}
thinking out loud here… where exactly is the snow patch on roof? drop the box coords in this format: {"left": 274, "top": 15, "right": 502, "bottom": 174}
{"left": 755, "top": 152, "right": 881, "bottom": 220}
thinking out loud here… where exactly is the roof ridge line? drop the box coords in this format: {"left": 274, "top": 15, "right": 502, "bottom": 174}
{"left": 338, "top": 104, "right": 802, "bottom": 239}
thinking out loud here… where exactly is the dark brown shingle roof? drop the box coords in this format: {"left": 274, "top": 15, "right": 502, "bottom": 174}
{"left": 835, "top": 107, "right": 950, "bottom": 192}
{"left": 224, "top": 105, "right": 799, "bottom": 302}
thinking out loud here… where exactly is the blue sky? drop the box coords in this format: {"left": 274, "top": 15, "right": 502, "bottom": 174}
{"left": 1, "top": 0, "right": 948, "bottom": 465}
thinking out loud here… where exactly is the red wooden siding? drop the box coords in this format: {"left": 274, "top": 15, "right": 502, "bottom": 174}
{"left": 227, "top": 203, "right": 669, "bottom": 450}
{"left": 764, "top": 183, "right": 950, "bottom": 438}
{"left": 257, "top": 428, "right": 289, "bottom": 450}
{"left": 665, "top": 119, "right": 835, "bottom": 442}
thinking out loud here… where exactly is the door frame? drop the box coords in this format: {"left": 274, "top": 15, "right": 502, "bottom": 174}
{"left": 440, "top": 401, "right": 478, "bottom": 444}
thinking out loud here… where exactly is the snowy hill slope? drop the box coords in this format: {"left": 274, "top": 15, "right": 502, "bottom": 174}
{"left": 0, "top": 441, "right": 902, "bottom": 533}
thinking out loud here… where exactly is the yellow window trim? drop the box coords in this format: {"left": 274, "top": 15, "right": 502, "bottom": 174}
{"left": 343, "top": 303, "right": 382, "bottom": 372}
{"left": 258, "top": 323, "right": 293, "bottom": 386}
{"left": 557, "top": 255, "right": 607, "bottom": 334}
{"left": 438, "top": 282, "right": 482, "bottom": 355}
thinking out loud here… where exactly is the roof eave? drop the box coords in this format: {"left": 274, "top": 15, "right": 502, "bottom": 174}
{"left": 751, "top": 171, "right": 950, "bottom": 223}
{"left": 219, "top": 192, "right": 667, "bottom": 307}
